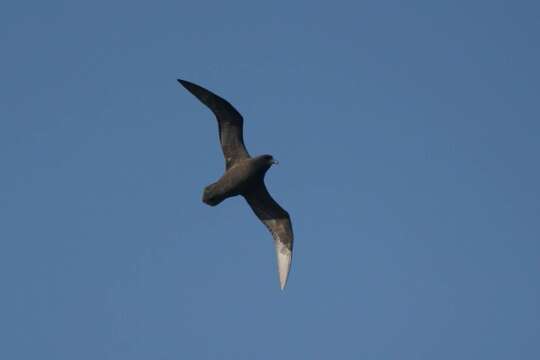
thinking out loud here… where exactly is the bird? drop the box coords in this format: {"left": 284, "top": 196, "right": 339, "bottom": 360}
{"left": 177, "top": 79, "right": 294, "bottom": 290}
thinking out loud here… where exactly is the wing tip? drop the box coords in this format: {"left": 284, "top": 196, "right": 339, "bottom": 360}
{"left": 176, "top": 78, "right": 213, "bottom": 104}
{"left": 177, "top": 78, "right": 192, "bottom": 88}
{"left": 276, "top": 242, "right": 292, "bottom": 290}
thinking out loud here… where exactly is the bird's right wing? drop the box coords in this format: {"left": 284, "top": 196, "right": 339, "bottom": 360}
{"left": 243, "top": 181, "right": 293, "bottom": 290}
{"left": 178, "top": 79, "right": 250, "bottom": 169}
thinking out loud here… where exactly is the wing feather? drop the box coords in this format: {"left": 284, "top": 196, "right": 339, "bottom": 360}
{"left": 243, "top": 181, "right": 293, "bottom": 290}
{"left": 178, "top": 79, "right": 250, "bottom": 168}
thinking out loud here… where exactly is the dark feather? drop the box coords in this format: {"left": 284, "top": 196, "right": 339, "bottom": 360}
{"left": 243, "top": 180, "right": 293, "bottom": 289}
{"left": 178, "top": 79, "right": 250, "bottom": 168}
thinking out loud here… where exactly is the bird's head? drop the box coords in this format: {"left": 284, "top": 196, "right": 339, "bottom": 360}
{"left": 261, "top": 154, "right": 279, "bottom": 166}
{"left": 254, "top": 154, "right": 279, "bottom": 173}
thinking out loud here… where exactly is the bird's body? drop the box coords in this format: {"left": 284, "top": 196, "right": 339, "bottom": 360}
{"left": 202, "top": 156, "right": 273, "bottom": 206}
{"left": 177, "top": 79, "right": 294, "bottom": 289}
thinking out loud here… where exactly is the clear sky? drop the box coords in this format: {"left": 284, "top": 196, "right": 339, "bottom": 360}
{"left": 1, "top": 0, "right": 539, "bottom": 359}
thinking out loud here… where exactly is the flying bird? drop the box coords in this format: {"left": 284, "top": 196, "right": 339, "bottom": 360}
{"left": 177, "top": 79, "right": 294, "bottom": 289}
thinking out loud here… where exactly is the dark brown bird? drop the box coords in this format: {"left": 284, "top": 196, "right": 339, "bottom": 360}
{"left": 177, "top": 79, "right": 293, "bottom": 289}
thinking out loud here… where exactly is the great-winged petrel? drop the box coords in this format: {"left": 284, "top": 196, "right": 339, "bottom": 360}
{"left": 177, "top": 79, "right": 294, "bottom": 290}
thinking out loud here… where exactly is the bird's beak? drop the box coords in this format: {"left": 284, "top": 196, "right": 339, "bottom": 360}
{"left": 271, "top": 159, "right": 279, "bottom": 165}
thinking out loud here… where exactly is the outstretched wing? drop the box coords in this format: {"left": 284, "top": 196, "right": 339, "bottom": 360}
{"left": 178, "top": 79, "right": 250, "bottom": 169}
{"left": 243, "top": 180, "right": 293, "bottom": 290}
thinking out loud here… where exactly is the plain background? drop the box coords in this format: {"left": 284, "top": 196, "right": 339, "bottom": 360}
{"left": 1, "top": 0, "right": 539, "bottom": 359}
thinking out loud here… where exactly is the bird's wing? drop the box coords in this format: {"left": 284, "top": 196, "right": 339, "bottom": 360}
{"left": 178, "top": 79, "right": 250, "bottom": 169}
{"left": 243, "top": 180, "right": 293, "bottom": 290}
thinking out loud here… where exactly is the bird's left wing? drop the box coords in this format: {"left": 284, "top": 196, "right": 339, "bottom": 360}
{"left": 243, "top": 181, "right": 293, "bottom": 290}
{"left": 178, "top": 79, "right": 250, "bottom": 169}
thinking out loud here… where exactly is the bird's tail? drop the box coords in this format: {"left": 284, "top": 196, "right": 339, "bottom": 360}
{"left": 202, "top": 183, "right": 226, "bottom": 206}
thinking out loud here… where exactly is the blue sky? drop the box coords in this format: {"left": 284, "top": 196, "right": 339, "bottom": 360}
{"left": 1, "top": 0, "right": 539, "bottom": 358}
